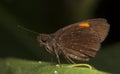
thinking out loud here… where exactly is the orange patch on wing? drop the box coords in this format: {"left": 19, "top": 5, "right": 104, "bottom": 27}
{"left": 78, "top": 22, "right": 90, "bottom": 27}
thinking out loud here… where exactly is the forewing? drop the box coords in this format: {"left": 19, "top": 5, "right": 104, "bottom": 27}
{"left": 59, "top": 24, "right": 101, "bottom": 57}
{"left": 86, "top": 18, "right": 110, "bottom": 42}
{"left": 53, "top": 18, "right": 110, "bottom": 61}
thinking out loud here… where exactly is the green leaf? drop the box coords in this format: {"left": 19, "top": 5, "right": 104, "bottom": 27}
{"left": 0, "top": 58, "right": 110, "bottom": 74}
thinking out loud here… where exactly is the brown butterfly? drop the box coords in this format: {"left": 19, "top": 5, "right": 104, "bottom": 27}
{"left": 37, "top": 18, "right": 110, "bottom": 63}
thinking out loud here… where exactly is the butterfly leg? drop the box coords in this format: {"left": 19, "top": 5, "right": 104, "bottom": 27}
{"left": 62, "top": 49, "right": 75, "bottom": 64}
{"left": 54, "top": 48, "right": 61, "bottom": 64}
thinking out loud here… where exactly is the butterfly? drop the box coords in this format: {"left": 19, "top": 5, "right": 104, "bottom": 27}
{"left": 37, "top": 18, "right": 110, "bottom": 63}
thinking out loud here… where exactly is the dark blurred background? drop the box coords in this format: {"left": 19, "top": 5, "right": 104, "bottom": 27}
{"left": 0, "top": 0, "right": 119, "bottom": 73}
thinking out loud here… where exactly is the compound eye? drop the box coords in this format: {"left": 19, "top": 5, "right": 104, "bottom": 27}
{"left": 41, "top": 35, "right": 49, "bottom": 43}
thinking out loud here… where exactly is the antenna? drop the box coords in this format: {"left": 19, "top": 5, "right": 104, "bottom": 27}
{"left": 17, "top": 25, "right": 39, "bottom": 35}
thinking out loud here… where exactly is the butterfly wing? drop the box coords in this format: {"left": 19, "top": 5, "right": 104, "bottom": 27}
{"left": 55, "top": 18, "right": 110, "bottom": 61}
{"left": 86, "top": 18, "right": 110, "bottom": 42}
